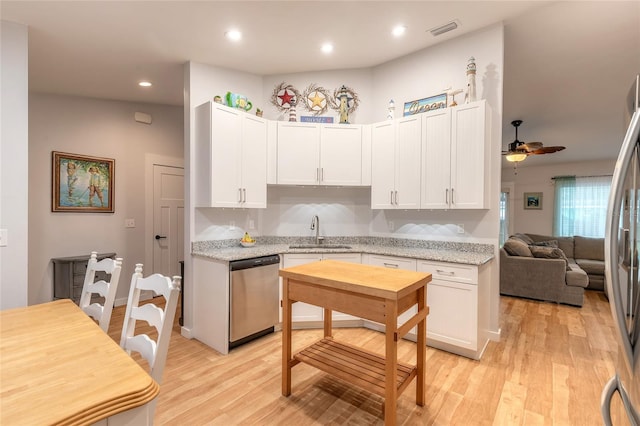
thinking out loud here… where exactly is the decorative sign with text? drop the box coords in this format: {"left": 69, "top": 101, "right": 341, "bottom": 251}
{"left": 300, "top": 116, "right": 334, "bottom": 123}
{"left": 403, "top": 93, "right": 447, "bottom": 116}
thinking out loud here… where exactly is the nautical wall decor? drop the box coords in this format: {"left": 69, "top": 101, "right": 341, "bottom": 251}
{"left": 330, "top": 85, "right": 360, "bottom": 124}
{"left": 403, "top": 93, "right": 447, "bottom": 116}
{"left": 301, "top": 83, "right": 330, "bottom": 116}
{"left": 271, "top": 81, "right": 300, "bottom": 117}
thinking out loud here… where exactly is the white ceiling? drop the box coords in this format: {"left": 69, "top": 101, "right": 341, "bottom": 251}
{"left": 2, "top": 1, "right": 639, "bottom": 167}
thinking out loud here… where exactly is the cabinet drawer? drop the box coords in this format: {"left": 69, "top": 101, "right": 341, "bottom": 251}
{"left": 417, "top": 260, "right": 477, "bottom": 284}
{"left": 366, "top": 254, "right": 416, "bottom": 271}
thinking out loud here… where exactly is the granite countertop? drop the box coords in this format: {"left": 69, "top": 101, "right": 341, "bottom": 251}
{"left": 192, "top": 236, "right": 494, "bottom": 266}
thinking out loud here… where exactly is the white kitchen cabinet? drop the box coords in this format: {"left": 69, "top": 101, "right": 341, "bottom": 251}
{"left": 195, "top": 102, "right": 267, "bottom": 208}
{"left": 281, "top": 253, "right": 361, "bottom": 324}
{"left": 276, "top": 122, "right": 363, "bottom": 186}
{"left": 421, "top": 100, "right": 490, "bottom": 209}
{"left": 417, "top": 259, "right": 490, "bottom": 360}
{"left": 371, "top": 116, "right": 421, "bottom": 209}
{"left": 276, "top": 122, "right": 321, "bottom": 185}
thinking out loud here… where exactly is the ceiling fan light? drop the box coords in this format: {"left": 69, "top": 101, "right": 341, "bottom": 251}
{"left": 505, "top": 152, "right": 528, "bottom": 162}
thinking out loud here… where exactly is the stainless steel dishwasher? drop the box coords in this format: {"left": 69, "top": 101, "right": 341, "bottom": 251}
{"left": 229, "top": 254, "right": 280, "bottom": 349}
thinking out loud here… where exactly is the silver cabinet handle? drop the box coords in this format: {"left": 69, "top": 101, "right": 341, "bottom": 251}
{"left": 243, "top": 188, "right": 246, "bottom": 203}
{"left": 383, "top": 262, "right": 399, "bottom": 268}
{"left": 238, "top": 188, "right": 243, "bottom": 203}
{"left": 436, "top": 269, "right": 455, "bottom": 276}
{"left": 451, "top": 188, "right": 455, "bottom": 204}
{"left": 395, "top": 191, "right": 398, "bottom": 205}
{"left": 316, "top": 168, "right": 320, "bottom": 183}
{"left": 390, "top": 190, "right": 394, "bottom": 205}
{"left": 445, "top": 188, "right": 449, "bottom": 204}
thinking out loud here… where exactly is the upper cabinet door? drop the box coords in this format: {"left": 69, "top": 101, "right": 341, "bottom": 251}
{"left": 451, "top": 101, "right": 489, "bottom": 209}
{"left": 371, "top": 121, "right": 396, "bottom": 209}
{"left": 421, "top": 108, "right": 452, "bottom": 209}
{"left": 320, "top": 125, "right": 362, "bottom": 186}
{"left": 241, "top": 114, "right": 268, "bottom": 208}
{"left": 276, "top": 122, "right": 321, "bottom": 185}
{"left": 394, "top": 115, "right": 422, "bottom": 209}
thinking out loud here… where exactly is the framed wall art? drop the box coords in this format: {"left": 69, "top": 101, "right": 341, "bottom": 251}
{"left": 52, "top": 151, "right": 114, "bottom": 212}
{"left": 524, "top": 192, "right": 542, "bottom": 210}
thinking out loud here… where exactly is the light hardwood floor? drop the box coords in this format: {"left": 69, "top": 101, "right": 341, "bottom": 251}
{"left": 108, "top": 290, "right": 631, "bottom": 425}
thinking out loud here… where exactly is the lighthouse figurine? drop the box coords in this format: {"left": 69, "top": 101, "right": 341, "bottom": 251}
{"left": 387, "top": 99, "right": 395, "bottom": 120}
{"left": 465, "top": 56, "right": 477, "bottom": 104}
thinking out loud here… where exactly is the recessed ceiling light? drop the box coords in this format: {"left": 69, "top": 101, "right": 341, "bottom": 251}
{"left": 392, "top": 25, "right": 407, "bottom": 37}
{"left": 321, "top": 43, "right": 334, "bottom": 54}
{"left": 225, "top": 30, "right": 242, "bottom": 41}
{"left": 138, "top": 81, "right": 152, "bottom": 87}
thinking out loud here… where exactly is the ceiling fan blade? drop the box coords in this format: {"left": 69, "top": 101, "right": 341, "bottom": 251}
{"left": 529, "top": 146, "right": 566, "bottom": 155}
{"left": 522, "top": 142, "right": 543, "bottom": 151}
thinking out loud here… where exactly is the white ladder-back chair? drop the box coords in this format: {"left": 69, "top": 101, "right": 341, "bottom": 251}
{"left": 79, "top": 252, "right": 123, "bottom": 333}
{"left": 120, "top": 264, "right": 181, "bottom": 385}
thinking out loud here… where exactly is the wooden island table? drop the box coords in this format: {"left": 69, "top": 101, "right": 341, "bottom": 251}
{"left": 280, "top": 260, "right": 431, "bottom": 425}
{"left": 0, "top": 299, "right": 159, "bottom": 425}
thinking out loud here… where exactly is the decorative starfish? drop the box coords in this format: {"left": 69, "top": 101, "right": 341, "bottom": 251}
{"left": 278, "top": 89, "right": 294, "bottom": 107}
{"left": 308, "top": 91, "right": 325, "bottom": 109}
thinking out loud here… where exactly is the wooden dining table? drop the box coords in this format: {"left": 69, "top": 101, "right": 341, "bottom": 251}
{"left": 280, "top": 260, "right": 431, "bottom": 425}
{"left": 0, "top": 299, "right": 159, "bottom": 425}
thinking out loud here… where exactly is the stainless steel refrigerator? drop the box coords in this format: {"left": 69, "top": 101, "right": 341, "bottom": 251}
{"left": 602, "top": 74, "right": 640, "bottom": 425}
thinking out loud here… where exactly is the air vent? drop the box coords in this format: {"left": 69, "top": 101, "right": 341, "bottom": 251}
{"left": 429, "top": 20, "right": 459, "bottom": 36}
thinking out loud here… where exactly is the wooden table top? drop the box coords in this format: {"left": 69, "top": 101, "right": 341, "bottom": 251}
{"left": 279, "top": 259, "right": 431, "bottom": 300}
{"left": 0, "top": 299, "right": 159, "bottom": 425}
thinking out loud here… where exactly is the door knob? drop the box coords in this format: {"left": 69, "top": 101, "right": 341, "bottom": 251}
{"left": 155, "top": 235, "right": 167, "bottom": 240}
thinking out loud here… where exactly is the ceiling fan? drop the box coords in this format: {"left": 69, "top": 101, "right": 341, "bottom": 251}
{"left": 502, "top": 119, "right": 566, "bottom": 163}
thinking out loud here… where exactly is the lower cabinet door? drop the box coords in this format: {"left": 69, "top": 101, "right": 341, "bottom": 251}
{"left": 426, "top": 279, "right": 477, "bottom": 350}
{"left": 282, "top": 254, "right": 323, "bottom": 322}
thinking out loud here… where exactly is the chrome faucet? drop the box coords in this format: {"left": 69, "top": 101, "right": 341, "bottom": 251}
{"left": 310, "top": 215, "right": 322, "bottom": 245}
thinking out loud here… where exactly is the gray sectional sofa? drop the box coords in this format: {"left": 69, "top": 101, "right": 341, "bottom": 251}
{"left": 500, "top": 233, "right": 605, "bottom": 307}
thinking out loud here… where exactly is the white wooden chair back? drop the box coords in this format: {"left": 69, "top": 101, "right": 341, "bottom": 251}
{"left": 120, "top": 263, "right": 181, "bottom": 385}
{"left": 79, "top": 251, "right": 123, "bottom": 333}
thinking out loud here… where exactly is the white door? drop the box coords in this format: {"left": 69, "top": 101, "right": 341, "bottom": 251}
{"left": 153, "top": 165, "right": 184, "bottom": 277}
{"left": 421, "top": 108, "right": 452, "bottom": 209}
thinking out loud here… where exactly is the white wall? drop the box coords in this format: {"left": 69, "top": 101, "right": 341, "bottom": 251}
{"left": 502, "top": 159, "right": 616, "bottom": 236}
{"left": 28, "top": 94, "right": 183, "bottom": 304}
{"left": 0, "top": 21, "right": 29, "bottom": 309}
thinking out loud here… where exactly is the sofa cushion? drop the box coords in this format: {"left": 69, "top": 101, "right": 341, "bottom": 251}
{"left": 575, "top": 258, "right": 605, "bottom": 275}
{"left": 527, "top": 234, "right": 575, "bottom": 258}
{"left": 504, "top": 237, "right": 533, "bottom": 257}
{"left": 566, "top": 266, "right": 589, "bottom": 288}
{"left": 529, "top": 245, "right": 571, "bottom": 271}
{"left": 512, "top": 233, "right": 534, "bottom": 244}
{"left": 532, "top": 239, "right": 558, "bottom": 248}
{"left": 574, "top": 236, "right": 604, "bottom": 261}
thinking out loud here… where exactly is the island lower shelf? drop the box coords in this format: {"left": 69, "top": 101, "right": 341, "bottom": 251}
{"left": 293, "top": 338, "right": 417, "bottom": 397}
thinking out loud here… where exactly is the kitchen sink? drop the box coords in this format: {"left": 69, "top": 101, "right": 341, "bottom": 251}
{"left": 288, "top": 244, "right": 352, "bottom": 250}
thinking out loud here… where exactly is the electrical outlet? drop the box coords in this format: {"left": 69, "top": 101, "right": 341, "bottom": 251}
{"left": 0, "top": 229, "right": 7, "bottom": 247}
{"left": 125, "top": 219, "right": 135, "bottom": 228}
{"left": 229, "top": 220, "right": 235, "bottom": 229}
{"left": 389, "top": 221, "right": 395, "bottom": 231}
{"left": 249, "top": 219, "right": 255, "bottom": 229}
{"left": 457, "top": 224, "right": 464, "bottom": 234}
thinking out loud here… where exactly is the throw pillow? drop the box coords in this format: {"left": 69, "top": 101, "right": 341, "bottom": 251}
{"left": 532, "top": 239, "right": 559, "bottom": 248}
{"left": 504, "top": 237, "right": 533, "bottom": 257}
{"left": 529, "top": 245, "right": 571, "bottom": 271}
{"left": 512, "top": 233, "right": 534, "bottom": 245}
